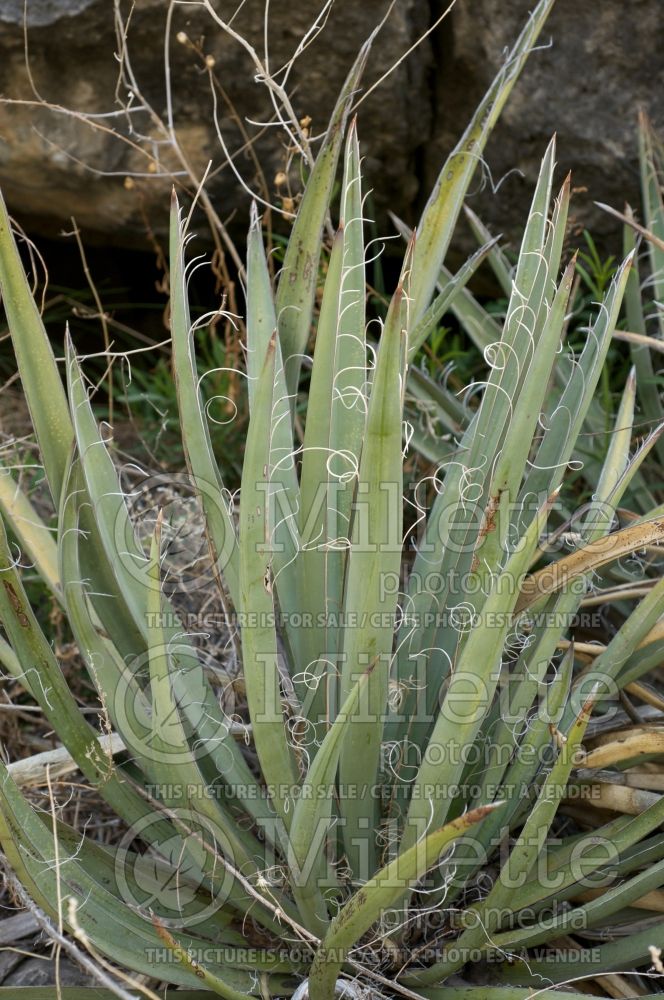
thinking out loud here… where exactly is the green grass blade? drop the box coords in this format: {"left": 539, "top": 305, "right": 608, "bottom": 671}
{"left": 419, "top": 990, "right": 633, "bottom": 1000}
{"left": 297, "top": 226, "right": 346, "bottom": 715}
{"left": 293, "top": 127, "right": 368, "bottom": 720}
{"left": 246, "top": 202, "right": 278, "bottom": 403}
{"left": 59, "top": 462, "right": 288, "bottom": 916}
{"left": 498, "top": 796, "right": 664, "bottom": 917}
{"left": 153, "top": 922, "right": 259, "bottom": 1000}
{"left": 65, "top": 333, "right": 150, "bottom": 618}
{"left": 144, "top": 516, "right": 271, "bottom": 876}
{"left": 58, "top": 458, "right": 153, "bottom": 771}
{"left": 479, "top": 256, "right": 576, "bottom": 572}
{"left": 331, "top": 117, "right": 367, "bottom": 514}
{"left": 386, "top": 147, "right": 566, "bottom": 805}
{"left": 404, "top": 795, "right": 664, "bottom": 989}
{"left": 296, "top": 125, "right": 367, "bottom": 719}
{"left": 542, "top": 172, "right": 571, "bottom": 306}
{"left": 0, "top": 991, "right": 233, "bottom": 999}
{"left": 583, "top": 365, "right": 636, "bottom": 534}
{"left": 495, "top": 923, "right": 664, "bottom": 986}
{"left": 491, "top": 857, "right": 664, "bottom": 950}
{"left": 567, "top": 568, "right": 664, "bottom": 712}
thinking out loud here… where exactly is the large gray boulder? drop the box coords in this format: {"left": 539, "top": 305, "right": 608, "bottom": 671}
{"left": 0, "top": 0, "right": 429, "bottom": 244}
{"left": 430, "top": 0, "right": 664, "bottom": 256}
{"left": 0, "top": 0, "right": 661, "bottom": 254}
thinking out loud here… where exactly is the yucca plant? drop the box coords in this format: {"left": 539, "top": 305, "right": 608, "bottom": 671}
{"left": 616, "top": 111, "right": 664, "bottom": 475}
{"left": 1, "top": 1, "right": 664, "bottom": 997}
{"left": 415, "top": 111, "right": 664, "bottom": 505}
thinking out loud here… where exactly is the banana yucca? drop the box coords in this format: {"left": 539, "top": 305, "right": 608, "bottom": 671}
{"left": 1, "top": 0, "right": 664, "bottom": 997}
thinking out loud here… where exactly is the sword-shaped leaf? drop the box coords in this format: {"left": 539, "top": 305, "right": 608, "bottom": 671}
{"left": 170, "top": 193, "right": 239, "bottom": 601}
{"left": 238, "top": 333, "right": 299, "bottom": 830}
{"left": 409, "top": 0, "right": 556, "bottom": 319}
{"left": 337, "top": 238, "right": 412, "bottom": 876}
{"left": 0, "top": 189, "right": 73, "bottom": 504}
{"left": 246, "top": 203, "right": 303, "bottom": 673}
{"left": 308, "top": 802, "right": 502, "bottom": 1000}
{"left": 0, "top": 461, "right": 60, "bottom": 599}
{"left": 276, "top": 41, "right": 372, "bottom": 396}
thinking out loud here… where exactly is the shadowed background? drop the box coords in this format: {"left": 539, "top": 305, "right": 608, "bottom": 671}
{"left": 0, "top": 0, "right": 661, "bottom": 259}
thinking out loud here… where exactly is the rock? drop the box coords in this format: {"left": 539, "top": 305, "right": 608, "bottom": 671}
{"left": 0, "top": 0, "right": 429, "bottom": 247}
{"left": 0, "top": 0, "right": 661, "bottom": 259}
{"left": 426, "top": 0, "right": 664, "bottom": 259}
{"left": 1, "top": 954, "right": 97, "bottom": 987}
{"left": 0, "top": 930, "right": 98, "bottom": 988}
{"left": 0, "top": 910, "right": 40, "bottom": 945}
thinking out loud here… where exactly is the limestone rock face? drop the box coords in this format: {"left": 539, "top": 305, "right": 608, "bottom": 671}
{"left": 429, "top": 0, "right": 664, "bottom": 255}
{"left": 0, "top": 0, "right": 429, "bottom": 244}
{"left": 0, "top": 0, "right": 661, "bottom": 253}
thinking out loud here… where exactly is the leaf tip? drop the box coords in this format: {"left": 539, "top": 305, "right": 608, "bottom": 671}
{"left": 64, "top": 323, "right": 75, "bottom": 360}
{"left": 461, "top": 800, "right": 505, "bottom": 828}
{"left": 579, "top": 683, "right": 600, "bottom": 720}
